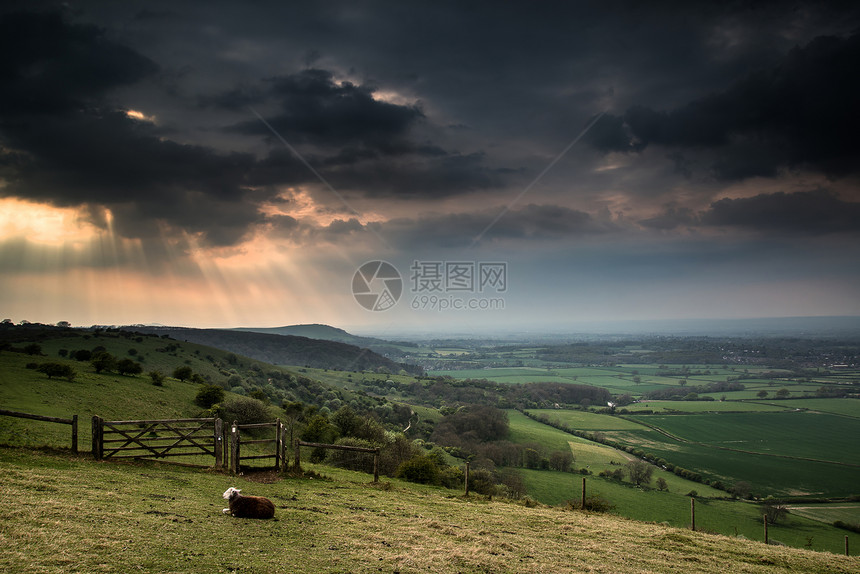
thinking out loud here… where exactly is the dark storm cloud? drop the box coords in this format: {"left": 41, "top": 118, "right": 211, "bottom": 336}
{"left": 638, "top": 189, "right": 860, "bottom": 235}
{"left": 587, "top": 33, "right": 860, "bottom": 180}
{"left": 226, "top": 69, "right": 425, "bottom": 150}
{"left": 220, "top": 68, "right": 510, "bottom": 198}
{"left": 4, "top": 2, "right": 860, "bottom": 255}
{"left": 0, "top": 10, "right": 275, "bottom": 247}
{"left": 381, "top": 203, "right": 615, "bottom": 249}
{"left": 700, "top": 190, "right": 860, "bottom": 235}
{"left": 317, "top": 151, "right": 509, "bottom": 198}
{"left": 638, "top": 205, "right": 697, "bottom": 231}
{"left": 1, "top": 108, "right": 265, "bottom": 246}
{"left": 0, "top": 11, "right": 157, "bottom": 114}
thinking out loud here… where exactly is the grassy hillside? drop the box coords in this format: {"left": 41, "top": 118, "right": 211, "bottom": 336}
{"left": 0, "top": 326, "right": 387, "bottom": 451}
{"left": 0, "top": 349, "right": 206, "bottom": 449}
{"left": 2, "top": 447, "right": 857, "bottom": 573}
{"left": 128, "top": 325, "right": 421, "bottom": 374}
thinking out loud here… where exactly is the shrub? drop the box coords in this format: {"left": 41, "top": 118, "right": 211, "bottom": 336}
{"left": 567, "top": 494, "right": 615, "bottom": 512}
{"left": 599, "top": 468, "right": 626, "bottom": 482}
{"left": 301, "top": 414, "right": 339, "bottom": 463}
{"left": 73, "top": 349, "right": 92, "bottom": 361}
{"left": 90, "top": 352, "right": 117, "bottom": 374}
{"left": 172, "top": 366, "right": 193, "bottom": 381}
{"left": 549, "top": 449, "right": 574, "bottom": 472}
{"left": 439, "top": 466, "right": 464, "bottom": 489}
{"left": 24, "top": 343, "right": 42, "bottom": 356}
{"left": 37, "top": 362, "right": 76, "bottom": 381}
{"left": 329, "top": 437, "right": 377, "bottom": 473}
{"left": 379, "top": 432, "right": 419, "bottom": 476}
{"left": 195, "top": 384, "right": 225, "bottom": 408}
{"left": 149, "top": 371, "right": 165, "bottom": 386}
{"left": 467, "top": 468, "right": 497, "bottom": 496}
{"left": 833, "top": 520, "right": 860, "bottom": 534}
{"left": 216, "top": 396, "right": 273, "bottom": 426}
{"left": 116, "top": 358, "right": 143, "bottom": 376}
{"left": 396, "top": 455, "right": 440, "bottom": 485}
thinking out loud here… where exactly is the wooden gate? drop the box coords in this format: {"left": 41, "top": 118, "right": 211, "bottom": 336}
{"left": 228, "top": 420, "right": 285, "bottom": 474}
{"left": 92, "top": 416, "right": 224, "bottom": 468}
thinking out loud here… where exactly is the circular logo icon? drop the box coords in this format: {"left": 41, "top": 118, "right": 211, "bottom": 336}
{"left": 352, "top": 261, "right": 402, "bottom": 311}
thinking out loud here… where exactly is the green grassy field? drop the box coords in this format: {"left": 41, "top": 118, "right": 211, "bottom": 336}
{"left": 628, "top": 411, "right": 860, "bottom": 465}
{"left": 526, "top": 409, "right": 644, "bottom": 431}
{"left": 2, "top": 447, "right": 858, "bottom": 573}
{"left": 517, "top": 469, "right": 858, "bottom": 555}
{"left": 778, "top": 398, "right": 860, "bottom": 417}
{"left": 621, "top": 400, "right": 792, "bottom": 413}
{"left": 503, "top": 410, "right": 860, "bottom": 554}
{"left": 519, "top": 404, "right": 860, "bottom": 499}
{"left": 786, "top": 503, "right": 860, "bottom": 525}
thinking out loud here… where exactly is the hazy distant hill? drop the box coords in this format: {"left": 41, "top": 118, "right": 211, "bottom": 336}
{"left": 232, "top": 324, "right": 416, "bottom": 359}
{"left": 126, "top": 325, "right": 422, "bottom": 374}
{"left": 233, "top": 324, "right": 383, "bottom": 347}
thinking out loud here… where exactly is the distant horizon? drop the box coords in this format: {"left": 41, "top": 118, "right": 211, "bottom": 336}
{"left": 10, "top": 314, "right": 860, "bottom": 341}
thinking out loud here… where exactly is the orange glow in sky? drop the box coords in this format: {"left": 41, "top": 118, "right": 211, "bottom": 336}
{"left": 0, "top": 198, "right": 101, "bottom": 245}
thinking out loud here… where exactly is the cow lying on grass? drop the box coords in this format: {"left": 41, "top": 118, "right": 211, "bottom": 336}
{"left": 222, "top": 487, "right": 275, "bottom": 519}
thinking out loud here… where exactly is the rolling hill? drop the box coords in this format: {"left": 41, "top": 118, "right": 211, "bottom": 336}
{"left": 125, "top": 325, "right": 422, "bottom": 374}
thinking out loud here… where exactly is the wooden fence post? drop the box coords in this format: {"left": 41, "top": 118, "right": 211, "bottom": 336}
{"left": 214, "top": 418, "right": 223, "bottom": 469}
{"left": 274, "top": 418, "right": 281, "bottom": 471}
{"left": 277, "top": 422, "right": 285, "bottom": 472}
{"left": 581, "top": 477, "right": 586, "bottom": 510}
{"left": 230, "top": 421, "right": 239, "bottom": 474}
{"left": 71, "top": 414, "right": 78, "bottom": 453}
{"left": 846, "top": 535, "right": 850, "bottom": 557}
{"left": 464, "top": 462, "right": 470, "bottom": 496}
{"left": 764, "top": 515, "right": 768, "bottom": 545}
{"left": 373, "top": 448, "right": 380, "bottom": 483}
{"left": 690, "top": 497, "right": 696, "bottom": 531}
{"left": 294, "top": 438, "right": 301, "bottom": 472}
{"left": 91, "top": 416, "right": 102, "bottom": 460}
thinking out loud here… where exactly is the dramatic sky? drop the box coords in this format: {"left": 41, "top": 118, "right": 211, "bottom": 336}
{"left": 2, "top": 1, "right": 859, "bottom": 333}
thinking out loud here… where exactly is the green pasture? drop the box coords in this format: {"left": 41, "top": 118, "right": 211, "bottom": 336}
{"left": 700, "top": 389, "right": 821, "bottom": 400}
{"left": 526, "top": 409, "right": 644, "bottom": 431}
{"left": 427, "top": 367, "right": 547, "bottom": 381}
{"left": 621, "top": 400, "right": 792, "bottom": 413}
{"left": 427, "top": 365, "right": 685, "bottom": 395}
{"left": 506, "top": 411, "right": 725, "bottom": 497}
{"left": 603, "top": 434, "right": 859, "bottom": 499}
{"left": 628, "top": 411, "right": 860, "bottom": 465}
{"left": 506, "top": 410, "right": 576, "bottom": 452}
{"left": 520, "top": 407, "right": 860, "bottom": 499}
{"left": 786, "top": 503, "right": 860, "bottom": 526}
{"left": 432, "top": 348, "right": 473, "bottom": 355}
{"left": 517, "top": 469, "right": 858, "bottom": 555}
{"left": 779, "top": 398, "right": 860, "bottom": 418}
